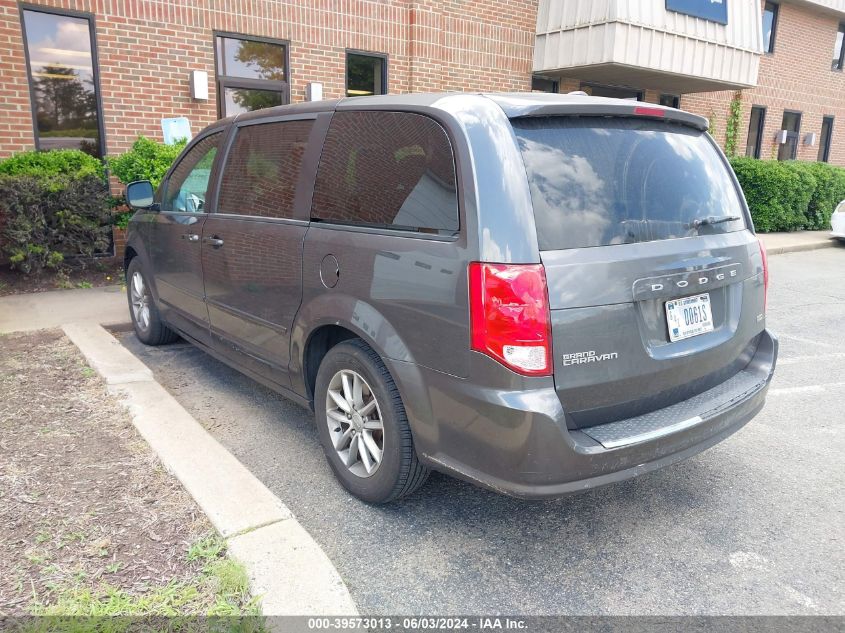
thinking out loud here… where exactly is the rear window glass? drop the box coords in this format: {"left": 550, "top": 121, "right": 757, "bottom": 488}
{"left": 512, "top": 117, "right": 746, "bottom": 250}
{"left": 311, "top": 111, "right": 459, "bottom": 235}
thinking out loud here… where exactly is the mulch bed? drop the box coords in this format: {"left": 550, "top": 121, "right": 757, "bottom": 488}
{"left": 0, "top": 262, "right": 124, "bottom": 297}
{"left": 0, "top": 330, "right": 213, "bottom": 615}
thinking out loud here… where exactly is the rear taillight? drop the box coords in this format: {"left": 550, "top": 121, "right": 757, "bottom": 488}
{"left": 758, "top": 238, "right": 769, "bottom": 312}
{"left": 468, "top": 262, "right": 552, "bottom": 376}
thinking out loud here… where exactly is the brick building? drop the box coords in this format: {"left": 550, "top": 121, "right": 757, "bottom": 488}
{"left": 0, "top": 0, "right": 843, "bottom": 166}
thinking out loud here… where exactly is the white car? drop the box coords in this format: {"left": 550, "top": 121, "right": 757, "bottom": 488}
{"left": 832, "top": 200, "right": 845, "bottom": 241}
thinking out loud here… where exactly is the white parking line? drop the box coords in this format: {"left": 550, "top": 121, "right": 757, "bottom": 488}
{"left": 768, "top": 382, "right": 845, "bottom": 396}
{"left": 778, "top": 352, "right": 845, "bottom": 366}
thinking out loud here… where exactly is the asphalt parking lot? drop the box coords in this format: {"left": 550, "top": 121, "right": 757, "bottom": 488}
{"left": 120, "top": 247, "right": 844, "bottom": 615}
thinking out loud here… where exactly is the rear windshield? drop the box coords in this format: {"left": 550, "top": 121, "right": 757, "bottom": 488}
{"left": 512, "top": 117, "right": 746, "bottom": 250}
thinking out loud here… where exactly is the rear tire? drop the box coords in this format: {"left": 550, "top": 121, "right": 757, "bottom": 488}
{"left": 314, "top": 339, "right": 430, "bottom": 503}
{"left": 126, "top": 258, "right": 178, "bottom": 346}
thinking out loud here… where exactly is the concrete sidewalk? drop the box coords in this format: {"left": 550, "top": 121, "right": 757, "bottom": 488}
{"left": 759, "top": 230, "right": 841, "bottom": 255}
{"left": 0, "top": 285, "right": 127, "bottom": 333}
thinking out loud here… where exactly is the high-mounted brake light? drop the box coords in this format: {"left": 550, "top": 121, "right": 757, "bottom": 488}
{"left": 633, "top": 106, "right": 665, "bottom": 118}
{"left": 758, "top": 238, "right": 769, "bottom": 312}
{"left": 468, "top": 262, "right": 552, "bottom": 376}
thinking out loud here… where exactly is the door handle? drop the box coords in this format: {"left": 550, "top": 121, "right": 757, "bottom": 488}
{"left": 181, "top": 233, "right": 200, "bottom": 242}
{"left": 204, "top": 236, "right": 224, "bottom": 248}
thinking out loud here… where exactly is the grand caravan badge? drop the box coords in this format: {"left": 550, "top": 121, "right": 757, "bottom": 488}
{"left": 562, "top": 350, "right": 619, "bottom": 367}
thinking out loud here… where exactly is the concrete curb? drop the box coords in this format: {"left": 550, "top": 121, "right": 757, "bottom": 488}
{"left": 61, "top": 322, "right": 358, "bottom": 617}
{"left": 764, "top": 239, "right": 839, "bottom": 256}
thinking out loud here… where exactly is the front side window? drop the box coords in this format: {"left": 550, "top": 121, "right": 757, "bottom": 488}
{"left": 21, "top": 8, "right": 103, "bottom": 157}
{"left": 217, "top": 120, "right": 314, "bottom": 219}
{"left": 163, "top": 133, "right": 222, "bottom": 213}
{"left": 311, "top": 112, "right": 459, "bottom": 236}
{"left": 746, "top": 106, "right": 766, "bottom": 158}
{"left": 346, "top": 52, "right": 387, "bottom": 97}
{"left": 777, "top": 111, "right": 801, "bottom": 161}
{"left": 833, "top": 24, "right": 845, "bottom": 70}
{"left": 819, "top": 117, "right": 834, "bottom": 162}
{"left": 215, "top": 34, "right": 288, "bottom": 118}
{"left": 512, "top": 117, "right": 746, "bottom": 251}
{"left": 763, "top": 2, "right": 778, "bottom": 54}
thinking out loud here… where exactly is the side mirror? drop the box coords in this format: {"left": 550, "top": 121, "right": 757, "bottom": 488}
{"left": 126, "top": 180, "right": 156, "bottom": 210}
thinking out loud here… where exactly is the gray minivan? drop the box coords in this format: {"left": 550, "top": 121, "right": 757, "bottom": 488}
{"left": 124, "top": 93, "right": 777, "bottom": 503}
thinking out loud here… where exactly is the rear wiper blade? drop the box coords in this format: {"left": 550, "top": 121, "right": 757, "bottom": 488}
{"left": 690, "top": 215, "right": 741, "bottom": 228}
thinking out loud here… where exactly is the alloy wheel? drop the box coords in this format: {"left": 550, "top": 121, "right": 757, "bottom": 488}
{"left": 130, "top": 271, "right": 151, "bottom": 331}
{"left": 325, "top": 369, "right": 384, "bottom": 478}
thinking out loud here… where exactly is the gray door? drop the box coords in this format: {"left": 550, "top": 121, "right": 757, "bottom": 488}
{"left": 152, "top": 132, "right": 224, "bottom": 342}
{"left": 202, "top": 118, "right": 315, "bottom": 385}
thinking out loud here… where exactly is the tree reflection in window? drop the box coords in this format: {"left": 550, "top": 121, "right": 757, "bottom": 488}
{"left": 22, "top": 9, "right": 102, "bottom": 156}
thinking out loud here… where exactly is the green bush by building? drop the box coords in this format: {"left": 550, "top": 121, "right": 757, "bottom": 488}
{"left": 729, "top": 157, "right": 845, "bottom": 232}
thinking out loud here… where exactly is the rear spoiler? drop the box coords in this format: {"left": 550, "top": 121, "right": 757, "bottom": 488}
{"left": 507, "top": 103, "right": 708, "bottom": 132}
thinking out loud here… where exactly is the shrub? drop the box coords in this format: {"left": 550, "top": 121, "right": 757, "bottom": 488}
{"left": 108, "top": 136, "right": 186, "bottom": 189}
{"left": 802, "top": 162, "right": 845, "bottom": 230}
{"left": 729, "top": 157, "right": 816, "bottom": 232}
{"left": 0, "top": 174, "right": 111, "bottom": 274}
{"left": 0, "top": 149, "right": 105, "bottom": 180}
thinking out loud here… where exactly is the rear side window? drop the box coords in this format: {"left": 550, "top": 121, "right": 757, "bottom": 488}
{"left": 217, "top": 119, "right": 313, "bottom": 219}
{"left": 512, "top": 117, "right": 746, "bottom": 250}
{"left": 311, "top": 111, "right": 458, "bottom": 235}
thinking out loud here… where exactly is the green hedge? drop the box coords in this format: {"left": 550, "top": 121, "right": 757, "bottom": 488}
{"left": 0, "top": 149, "right": 105, "bottom": 180}
{"left": 729, "top": 157, "right": 845, "bottom": 232}
{"left": 0, "top": 174, "right": 111, "bottom": 274}
{"left": 108, "top": 136, "right": 186, "bottom": 189}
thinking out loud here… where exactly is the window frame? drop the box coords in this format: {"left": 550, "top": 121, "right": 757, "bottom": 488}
{"left": 746, "top": 105, "right": 767, "bottom": 159}
{"left": 213, "top": 31, "right": 290, "bottom": 119}
{"left": 763, "top": 2, "right": 779, "bottom": 55}
{"left": 579, "top": 81, "right": 645, "bottom": 101}
{"left": 818, "top": 116, "right": 834, "bottom": 162}
{"left": 309, "top": 110, "right": 462, "bottom": 241}
{"left": 344, "top": 49, "right": 389, "bottom": 97}
{"left": 833, "top": 23, "right": 845, "bottom": 71}
{"left": 19, "top": 3, "right": 107, "bottom": 157}
{"left": 777, "top": 109, "right": 802, "bottom": 161}
{"left": 531, "top": 75, "right": 559, "bottom": 93}
{"left": 160, "top": 129, "right": 226, "bottom": 214}
{"left": 212, "top": 113, "right": 324, "bottom": 224}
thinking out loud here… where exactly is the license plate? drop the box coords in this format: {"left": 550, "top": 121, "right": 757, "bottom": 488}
{"left": 665, "top": 293, "right": 714, "bottom": 342}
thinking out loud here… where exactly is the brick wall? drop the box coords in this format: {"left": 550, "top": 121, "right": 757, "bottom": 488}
{"left": 0, "top": 0, "right": 537, "bottom": 159}
{"left": 682, "top": 1, "right": 845, "bottom": 167}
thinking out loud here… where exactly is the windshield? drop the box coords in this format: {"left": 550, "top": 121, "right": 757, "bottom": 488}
{"left": 512, "top": 117, "right": 746, "bottom": 250}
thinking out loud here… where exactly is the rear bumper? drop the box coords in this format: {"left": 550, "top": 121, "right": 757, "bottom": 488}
{"left": 390, "top": 329, "right": 777, "bottom": 499}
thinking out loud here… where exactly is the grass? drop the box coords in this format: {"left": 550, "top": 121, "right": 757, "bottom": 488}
{"left": 27, "top": 534, "right": 261, "bottom": 623}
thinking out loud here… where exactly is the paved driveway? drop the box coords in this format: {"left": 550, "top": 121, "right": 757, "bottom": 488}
{"left": 120, "top": 248, "right": 844, "bottom": 615}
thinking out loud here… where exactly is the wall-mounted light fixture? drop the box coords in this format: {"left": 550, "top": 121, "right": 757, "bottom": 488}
{"left": 776, "top": 130, "right": 788, "bottom": 145}
{"left": 190, "top": 70, "right": 209, "bottom": 100}
{"left": 306, "top": 82, "right": 323, "bottom": 101}
{"left": 803, "top": 132, "right": 817, "bottom": 146}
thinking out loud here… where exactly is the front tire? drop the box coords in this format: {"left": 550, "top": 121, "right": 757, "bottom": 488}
{"left": 126, "top": 258, "right": 178, "bottom": 346}
{"left": 314, "top": 339, "right": 429, "bottom": 503}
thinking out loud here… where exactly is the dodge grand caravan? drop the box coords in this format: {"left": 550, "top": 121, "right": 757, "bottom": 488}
{"left": 123, "top": 93, "right": 778, "bottom": 503}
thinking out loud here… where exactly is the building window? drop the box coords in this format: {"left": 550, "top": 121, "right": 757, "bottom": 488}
{"left": 21, "top": 7, "right": 104, "bottom": 157}
{"left": 763, "top": 2, "right": 778, "bottom": 54}
{"left": 746, "top": 106, "right": 766, "bottom": 158}
{"left": 217, "top": 120, "right": 314, "bottom": 219}
{"left": 214, "top": 34, "right": 288, "bottom": 118}
{"left": 659, "top": 94, "right": 681, "bottom": 109}
{"left": 777, "top": 111, "right": 801, "bottom": 161}
{"left": 531, "top": 75, "right": 559, "bottom": 93}
{"left": 818, "top": 116, "right": 834, "bottom": 162}
{"left": 833, "top": 23, "right": 845, "bottom": 70}
{"left": 580, "top": 82, "right": 643, "bottom": 101}
{"left": 346, "top": 52, "right": 387, "bottom": 97}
